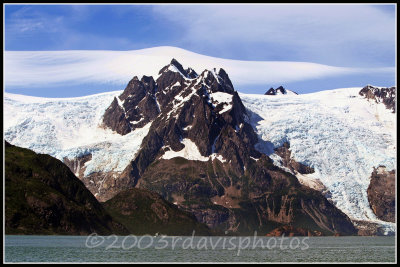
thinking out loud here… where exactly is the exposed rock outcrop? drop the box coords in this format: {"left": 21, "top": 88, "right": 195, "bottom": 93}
{"left": 367, "top": 166, "right": 395, "bottom": 222}
{"left": 117, "top": 59, "right": 261, "bottom": 189}
{"left": 274, "top": 142, "right": 315, "bottom": 175}
{"left": 353, "top": 220, "right": 395, "bottom": 236}
{"left": 265, "top": 225, "right": 323, "bottom": 236}
{"left": 63, "top": 153, "right": 92, "bottom": 178}
{"left": 359, "top": 85, "right": 396, "bottom": 113}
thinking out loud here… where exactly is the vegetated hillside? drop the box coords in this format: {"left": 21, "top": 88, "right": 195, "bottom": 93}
{"left": 103, "top": 188, "right": 212, "bottom": 236}
{"left": 5, "top": 141, "right": 128, "bottom": 235}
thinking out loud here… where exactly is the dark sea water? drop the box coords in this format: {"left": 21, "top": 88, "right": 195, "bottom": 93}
{"left": 4, "top": 235, "right": 396, "bottom": 263}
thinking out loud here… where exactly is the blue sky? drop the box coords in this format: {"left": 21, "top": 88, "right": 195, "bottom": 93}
{"left": 4, "top": 4, "right": 396, "bottom": 97}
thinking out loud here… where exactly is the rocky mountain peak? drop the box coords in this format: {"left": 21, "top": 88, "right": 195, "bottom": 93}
{"left": 158, "top": 58, "right": 193, "bottom": 80}
{"left": 265, "top": 86, "right": 286, "bottom": 95}
{"left": 101, "top": 60, "right": 261, "bottom": 183}
{"left": 264, "top": 86, "right": 298, "bottom": 95}
{"left": 198, "top": 68, "right": 235, "bottom": 95}
{"left": 103, "top": 59, "right": 242, "bottom": 136}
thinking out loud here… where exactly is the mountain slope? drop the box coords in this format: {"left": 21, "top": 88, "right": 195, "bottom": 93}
{"left": 4, "top": 141, "right": 128, "bottom": 235}
{"left": 103, "top": 188, "right": 212, "bottom": 236}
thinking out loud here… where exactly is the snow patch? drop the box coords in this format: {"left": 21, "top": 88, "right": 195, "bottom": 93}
{"left": 209, "top": 92, "right": 233, "bottom": 114}
{"left": 161, "top": 138, "right": 227, "bottom": 163}
{"left": 210, "top": 153, "right": 227, "bottom": 163}
{"left": 183, "top": 125, "right": 192, "bottom": 131}
{"left": 161, "top": 138, "right": 209, "bottom": 161}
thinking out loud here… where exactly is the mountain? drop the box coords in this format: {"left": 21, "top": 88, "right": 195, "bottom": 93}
{"left": 4, "top": 60, "right": 396, "bottom": 235}
{"left": 264, "top": 86, "right": 298, "bottom": 95}
{"left": 84, "top": 59, "right": 356, "bottom": 235}
{"left": 99, "top": 59, "right": 359, "bottom": 235}
{"left": 4, "top": 141, "right": 128, "bottom": 235}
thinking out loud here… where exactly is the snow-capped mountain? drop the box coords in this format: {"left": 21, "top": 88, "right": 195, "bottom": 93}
{"left": 4, "top": 59, "right": 396, "bottom": 235}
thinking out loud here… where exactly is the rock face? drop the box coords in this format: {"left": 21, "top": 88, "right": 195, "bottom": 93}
{"left": 102, "top": 76, "right": 159, "bottom": 135}
{"left": 274, "top": 142, "right": 315, "bottom": 175}
{"left": 4, "top": 141, "right": 128, "bottom": 235}
{"left": 265, "top": 225, "right": 323, "bottom": 236}
{"left": 353, "top": 220, "right": 395, "bottom": 236}
{"left": 103, "top": 188, "right": 211, "bottom": 236}
{"left": 367, "top": 166, "right": 395, "bottom": 222}
{"left": 63, "top": 153, "right": 134, "bottom": 202}
{"left": 98, "top": 59, "right": 357, "bottom": 236}
{"left": 359, "top": 85, "right": 396, "bottom": 113}
{"left": 264, "top": 86, "right": 297, "bottom": 95}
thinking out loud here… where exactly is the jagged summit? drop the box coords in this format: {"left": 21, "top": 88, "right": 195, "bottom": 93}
{"left": 103, "top": 59, "right": 239, "bottom": 136}
{"left": 158, "top": 58, "right": 198, "bottom": 80}
{"left": 265, "top": 86, "right": 298, "bottom": 95}
{"left": 103, "top": 58, "right": 259, "bottom": 172}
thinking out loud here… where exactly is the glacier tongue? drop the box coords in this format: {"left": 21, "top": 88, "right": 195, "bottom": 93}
{"left": 240, "top": 87, "right": 396, "bottom": 232}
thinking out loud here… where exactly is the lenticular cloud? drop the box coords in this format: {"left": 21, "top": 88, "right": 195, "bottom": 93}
{"left": 4, "top": 46, "right": 394, "bottom": 89}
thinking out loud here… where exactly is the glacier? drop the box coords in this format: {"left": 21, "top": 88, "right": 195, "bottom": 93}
{"left": 4, "top": 90, "right": 150, "bottom": 176}
{"left": 4, "top": 86, "right": 396, "bottom": 234}
{"left": 240, "top": 87, "right": 396, "bottom": 233}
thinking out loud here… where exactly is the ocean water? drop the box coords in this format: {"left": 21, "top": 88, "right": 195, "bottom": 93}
{"left": 4, "top": 235, "right": 396, "bottom": 263}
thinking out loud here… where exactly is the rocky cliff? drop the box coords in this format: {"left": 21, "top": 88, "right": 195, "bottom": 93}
{"left": 274, "top": 142, "right": 315, "bottom": 175}
{"left": 367, "top": 166, "right": 395, "bottom": 223}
